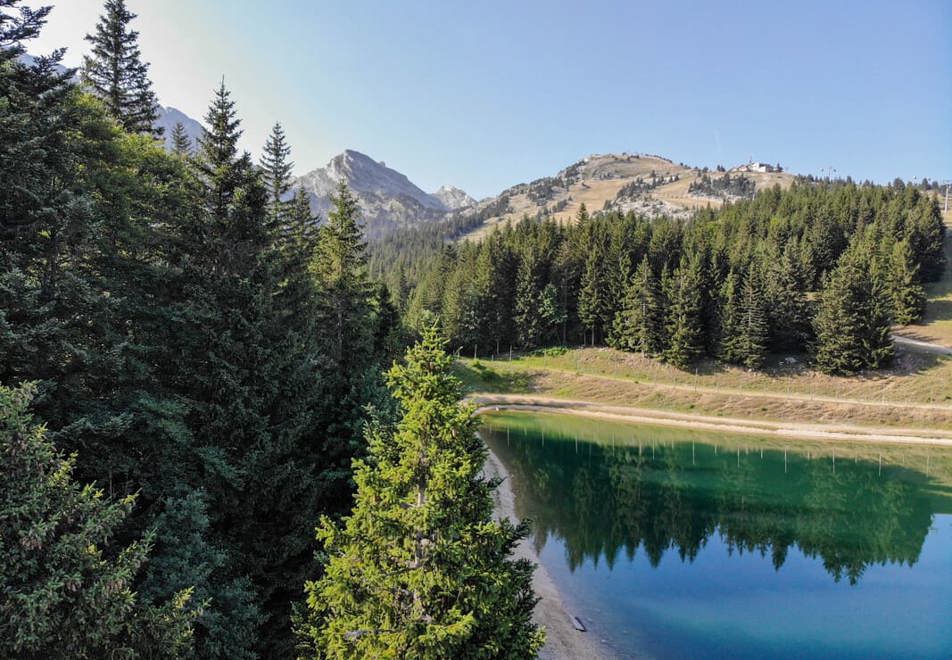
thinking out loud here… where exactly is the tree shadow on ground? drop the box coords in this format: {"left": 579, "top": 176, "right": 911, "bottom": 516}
{"left": 453, "top": 360, "right": 538, "bottom": 394}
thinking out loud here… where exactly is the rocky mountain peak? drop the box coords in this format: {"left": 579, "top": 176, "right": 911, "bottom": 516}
{"left": 432, "top": 185, "right": 476, "bottom": 210}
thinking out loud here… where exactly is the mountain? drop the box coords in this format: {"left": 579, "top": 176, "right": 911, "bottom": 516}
{"left": 432, "top": 185, "right": 476, "bottom": 210}
{"left": 455, "top": 152, "right": 796, "bottom": 240}
{"left": 155, "top": 106, "right": 205, "bottom": 151}
{"left": 291, "top": 150, "right": 471, "bottom": 239}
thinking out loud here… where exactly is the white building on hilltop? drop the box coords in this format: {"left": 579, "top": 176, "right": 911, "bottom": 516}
{"left": 737, "top": 161, "right": 781, "bottom": 173}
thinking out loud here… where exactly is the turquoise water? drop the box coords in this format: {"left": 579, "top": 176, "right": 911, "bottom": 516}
{"left": 481, "top": 412, "right": 952, "bottom": 659}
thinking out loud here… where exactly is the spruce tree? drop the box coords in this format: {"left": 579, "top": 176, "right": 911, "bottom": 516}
{"left": 171, "top": 83, "right": 341, "bottom": 654}
{"left": 196, "top": 80, "right": 245, "bottom": 221}
{"left": 296, "top": 324, "right": 544, "bottom": 658}
{"left": 765, "top": 243, "right": 813, "bottom": 352}
{"left": 260, "top": 121, "right": 294, "bottom": 226}
{"left": 905, "top": 195, "right": 946, "bottom": 283}
{"left": 814, "top": 247, "right": 894, "bottom": 374}
{"left": 474, "top": 235, "right": 517, "bottom": 354}
{"left": 0, "top": 383, "right": 194, "bottom": 657}
{"left": 887, "top": 239, "right": 926, "bottom": 325}
{"left": 736, "top": 268, "right": 769, "bottom": 368}
{"left": 611, "top": 257, "right": 663, "bottom": 355}
{"left": 717, "top": 269, "right": 743, "bottom": 363}
{"left": 0, "top": 1, "right": 74, "bottom": 234}
{"left": 538, "top": 282, "right": 567, "bottom": 345}
{"left": 663, "top": 257, "right": 705, "bottom": 368}
{"left": 578, "top": 240, "right": 608, "bottom": 345}
{"left": 515, "top": 247, "right": 544, "bottom": 349}
{"left": 170, "top": 121, "right": 192, "bottom": 156}
{"left": 313, "top": 181, "right": 373, "bottom": 369}
{"left": 83, "top": 0, "right": 161, "bottom": 135}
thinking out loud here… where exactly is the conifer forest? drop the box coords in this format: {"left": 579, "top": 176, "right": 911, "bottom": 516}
{"left": 1, "top": 1, "right": 949, "bottom": 659}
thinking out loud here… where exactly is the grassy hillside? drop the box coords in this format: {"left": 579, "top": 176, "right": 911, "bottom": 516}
{"left": 461, "top": 153, "right": 796, "bottom": 240}
{"left": 455, "top": 344, "right": 952, "bottom": 432}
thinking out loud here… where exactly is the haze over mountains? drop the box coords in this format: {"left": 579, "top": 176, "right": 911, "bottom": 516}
{"left": 101, "top": 93, "right": 796, "bottom": 240}
{"left": 20, "top": 53, "right": 802, "bottom": 239}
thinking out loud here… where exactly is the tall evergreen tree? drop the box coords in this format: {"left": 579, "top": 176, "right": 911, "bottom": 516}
{"left": 313, "top": 181, "right": 373, "bottom": 370}
{"left": 196, "top": 80, "right": 245, "bottom": 220}
{"left": 296, "top": 324, "right": 544, "bottom": 658}
{"left": 0, "top": 383, "right": 194, "bottom": 658}
{"left": 886, "top": 239, "right": 927, "bottom": 325}
{"left": 610, "top": 257, "right": 663, "bottom": 355}
{"left": 538, "top": 282, "right": 567, "bottom": 345}
{"left": 578, "top": 239, "right": 608, "bottom": 345}
{"left": 814, "top": 247, "right": 894, "bottom": 374}
{"left": 169, "top": 82, "right": 347, "bottom": 655}
{"left": 170, "top": 121, "right": 192, "bottom": 156}
{"left": 515, "top": 247, "right": 544, "bottom": 349}
{"left": 663, "top": 257, "right": 705, "bottom": 368}
{"left": 905, "top": 195, "right": 946, "bottom": 283}
{"left": 0, "top": 1, "right": 74, "bottom": 236}
{"left": 765, "top": 243, "right": 813, "bottom": 352}
{"left": 736, "top": 268, "right": 769, "bottom": 368}
{"left": 717, "top": 269, "right": 744, "bottom": 363}
{"left": 260, "top": 121, "right": 294, "bottom": 226}
{"left": 82, "top": 0, "right": 161, "bottom": 135}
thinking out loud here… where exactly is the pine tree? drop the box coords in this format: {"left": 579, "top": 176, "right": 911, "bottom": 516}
{"left": 905, "top": 195, "right": 946, "bottom": 283}
{"left": 736, "top": 268, "right": 769, "bottom": 368}
{"left": 0, "top": 383, "right": 195, "bottom": 657}
{"left": 515, "top": 248, "right": 544, "bottom": 349}
{"left": 169, "top": 83, "right": 338, "bottom": 655}
{"left": 0, "top": 1, "right": 75, "bottom": 234}
{"left": 610, "top": 257, "right": 663, "bottom": 355}
{"left": 765, "top": 243, "right": 813, "bottom": 352}
{"left": 578, "top": 240, "right": 608, "bottom": 345}
{"left": 663, "top": 257, "right": 705, "bottom": 368}
{"left": 313, "top": 181, "right": 373, "bottom": 369}
{"left": 717, "top": 269, "right": 743, "bottom": 363}
{"left": 170, "top": 121, "right": 192, "bottom": 156}
{"left": 475, "top": 235, "right": 518, "bottom": 354}
{"left": 82, "top": 0, "right": 161, "bottom": 135}
{"left": 887, "top": 239, "right": 927, "bottom": 325}
{"left": 576, "top": 202, "right": 590, "bottom": 224}
{"left": 814, "top": 247, "right": 894, "bottom": 374}
{"left": 260, "top": 121, "right": 294, "bottom": 226}
{"left": 196, "top": 80, "right": 246, "bottom": 221}
{"left": 538, "top": 282, "right": 567, "bottom": 345}
{"left": 296, "top": 324, "right": 545, "bottom": 658}
{"left": 282, "top": 187, "right": 318, "bottom": 270}
{"left": 139, "top": 491, "right": 261, "bottom": 660}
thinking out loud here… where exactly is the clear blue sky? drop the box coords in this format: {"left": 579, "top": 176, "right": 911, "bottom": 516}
{"left": 31, "top": 0, "right": 952, "bottom": 198}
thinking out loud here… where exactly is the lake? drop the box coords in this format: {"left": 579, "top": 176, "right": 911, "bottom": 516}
{"left": 480, "top": 411, "right": 952, "bottom": 659}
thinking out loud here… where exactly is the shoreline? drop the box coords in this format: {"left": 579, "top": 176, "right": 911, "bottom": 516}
{"left": 472, "top": 395, "right": 952, "bottom": 447}
{"left": 483, "top": 446, "right": 618, "bottom": 660}
{"left": 477, "top": 392, "right": 952, "bottom": 658}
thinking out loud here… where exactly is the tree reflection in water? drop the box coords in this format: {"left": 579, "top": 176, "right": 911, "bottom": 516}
{"left": 482, "top": 415, "right": 951, "bottom": 585}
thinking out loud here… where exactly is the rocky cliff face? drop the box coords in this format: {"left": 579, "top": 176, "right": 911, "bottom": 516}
{"left": 291, "top": 150, "right": 471, "bottom": 239}
{"left": 432, "top": 185, "right": 476, "bottom": 210}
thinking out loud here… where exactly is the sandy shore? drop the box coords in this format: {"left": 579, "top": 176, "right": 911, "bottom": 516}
{"left": 473, "top": 395, "right": 952, "bottom": 447}
{"left": 484, "top": 448, "right": 618, "bottom": 659}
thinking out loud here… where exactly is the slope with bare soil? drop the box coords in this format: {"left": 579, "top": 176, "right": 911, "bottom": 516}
{"left": 460, "top": 153, "right": 796, "bottom": 241}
